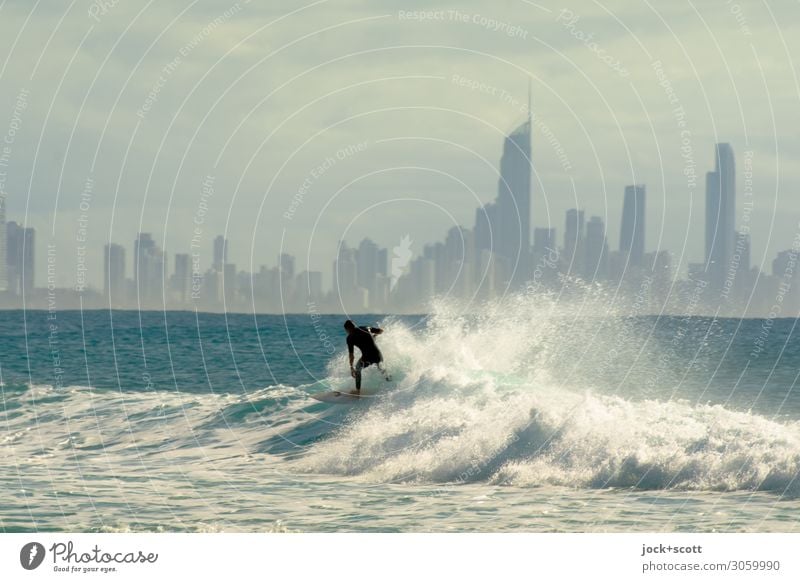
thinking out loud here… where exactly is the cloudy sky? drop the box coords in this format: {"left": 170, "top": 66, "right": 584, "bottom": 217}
{"left": 1, "top": 0, "right": 799, "bottom": 289}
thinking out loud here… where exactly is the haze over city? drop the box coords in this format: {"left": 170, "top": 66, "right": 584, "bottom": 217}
{"left": 0, "top": 0, "right": 799, "bottom": 314}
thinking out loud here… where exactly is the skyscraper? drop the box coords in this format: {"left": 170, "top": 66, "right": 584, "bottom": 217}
{"left": 134, "top": 233, "right": 154, "bottom": 285}
{"left": 7, "top": 221, "right": 34, "bottom": 295}
{"left": 104, "top": 243, "right": 126, "bottom": 305}
{"left": 564, "top": 208, "right": 585, "bottom": 273}
{"left": 356, "top": 238, "right": 379, "bottom": 291}
{"left": 495, "top": 118, "right": 532, "bottom": 266}
{"left": 584, "top": 216, "right": 609, "bottom": 280}
{"left": 377, "top": 248, "right": 388, "bottom": 277}
{"left": 705, "top": 143, "right": 736, "bottom": 290}
{"left": 6, "top": 221, "right": 20, "bottom": 294}
{"left": 333, "top": 242, "right": 357, "bottom": 300}
{"left": 134, "top": 233, "right": 164, "bottom": 305}
{"left": 279, "top": 253, "right": 295, "bottom": 280}
{"left": 734, "top": 230, "right": 752, "bottom": 299}
{"left": 475, "top": 89, "right": 532, "bottom": 285}
{"left": 173, "top": 253, "right": 191, "bottom": 304}
{"left": 213, "top": 235, "right": 228, "bottom": 272}
{"left": 735, "top": 230, "right": 751, "bottom": 274}
{"left": 334, "top": 241, "right": 366, "bottom": 311}
{"left": 0, "top": 196, "right": 7, "bottom": 292}
{"left": 620, "top": 184, "right": 646, "bottom": 267}
{"left": 21, "top": 225, "right": 34, "bottom": 294}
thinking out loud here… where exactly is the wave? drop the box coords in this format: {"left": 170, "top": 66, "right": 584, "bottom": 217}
{"left": 4, "top": 295, "right": 800, "bottom": 497}
{"left": 0, "top": 382, "right": 316, "bottom": 468}
{"left": 296, "top": 383, "right": 800, "bottom": 494}
{"left": 291, "top": 297, "right": 800, "bottom": 496}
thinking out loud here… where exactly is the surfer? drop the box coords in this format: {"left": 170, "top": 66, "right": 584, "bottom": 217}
{"left": 344, "top": 320, "right": 391, "bottom": 394}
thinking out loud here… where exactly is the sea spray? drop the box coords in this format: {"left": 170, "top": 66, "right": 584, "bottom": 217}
{"left": 293, "top": 295, "right": 800, "bottom": 496}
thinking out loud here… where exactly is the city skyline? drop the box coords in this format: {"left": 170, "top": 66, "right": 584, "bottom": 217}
{"left": 0, "top": 110, "right": 784, "bottom": 300}
{"left": 2, "top": 2, "right": 800, "bottom": 297}
{"left": 1, "top": 131, "right": 784, "bottom": 294}
{"left": 1, "top": 128, "right": 799, "bottom": 317}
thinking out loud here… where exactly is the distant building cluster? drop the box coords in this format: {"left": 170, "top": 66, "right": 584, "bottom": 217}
{"left": 99, "top": 234, "right": 327, "bottom": 312}
{"left": 0, "top": 114, "right": 798, "bottom": 316}
{"left": 0, "top": 203, "right": 36, "bottom": 300}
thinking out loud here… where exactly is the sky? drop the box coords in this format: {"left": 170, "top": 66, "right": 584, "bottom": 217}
{"left": 1, "top": 0, "right": 799, "bottom": 290}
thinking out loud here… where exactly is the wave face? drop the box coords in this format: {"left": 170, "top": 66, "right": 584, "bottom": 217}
{"left": 291, "top": 297, "right": 800, "bottom": 496}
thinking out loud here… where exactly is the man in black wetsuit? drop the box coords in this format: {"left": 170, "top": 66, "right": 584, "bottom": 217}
{"left": 344, "top": 319, "right": 391, "bottom": 394}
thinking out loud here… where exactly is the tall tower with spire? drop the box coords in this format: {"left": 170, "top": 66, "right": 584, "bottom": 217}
{"left": 705, "top": 143, "right": 736, "bottom": 291}
{"left": 497, "top": 115, "right": 531, "bottom": 262}
{"left": 528, "top": 77, "right": 532, "bottom": 123}
{"left": 474, "top": 79, "right": 532, "bottom": 285}
{"left": 475, "top": 81, "right": 532, "bottom": 285}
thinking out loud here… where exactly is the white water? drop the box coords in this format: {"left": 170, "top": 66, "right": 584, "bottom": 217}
{"left": 294, "top": 298, "right": 800, "bottom": 496}
{"left": 3, "top": 298, "right": 800, "bottom": 532}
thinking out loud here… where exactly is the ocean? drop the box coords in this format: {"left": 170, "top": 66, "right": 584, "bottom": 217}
{"left": 2, "top": 299, "right": 800, "bottom": 532}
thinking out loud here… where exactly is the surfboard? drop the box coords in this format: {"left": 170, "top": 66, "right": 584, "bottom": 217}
{"left": 310, "top": 389, "right": 379, "bottom": 404}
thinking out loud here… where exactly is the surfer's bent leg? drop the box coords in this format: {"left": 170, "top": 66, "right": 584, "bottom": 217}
{"left": 354, "top": 358, "right": 364, "bottom": 391}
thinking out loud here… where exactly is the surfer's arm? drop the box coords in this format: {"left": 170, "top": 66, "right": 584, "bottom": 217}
{"left": 369, "top": 327, "right": 384, "bottom": 335}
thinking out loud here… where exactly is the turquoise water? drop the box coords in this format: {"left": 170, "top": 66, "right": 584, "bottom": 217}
{"left": 2, "top": 300, "right": 800, "bottom": 532}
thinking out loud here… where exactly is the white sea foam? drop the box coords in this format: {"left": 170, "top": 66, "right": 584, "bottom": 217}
{"left": 294, "top": 298, "right": 800, "bottom": 496}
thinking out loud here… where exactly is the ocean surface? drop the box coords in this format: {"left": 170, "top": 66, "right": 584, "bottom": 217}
{"left": 2, "top": 298, "right": 800, "bottom": 532}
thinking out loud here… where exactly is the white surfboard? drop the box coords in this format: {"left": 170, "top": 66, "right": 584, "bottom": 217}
{"left": 310, "top": 389, "right": 379, "bottom": 404}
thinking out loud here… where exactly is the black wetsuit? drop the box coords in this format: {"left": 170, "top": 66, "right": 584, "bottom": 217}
{"left": 347, "top": 326, "right": 383, "bottom": 366}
